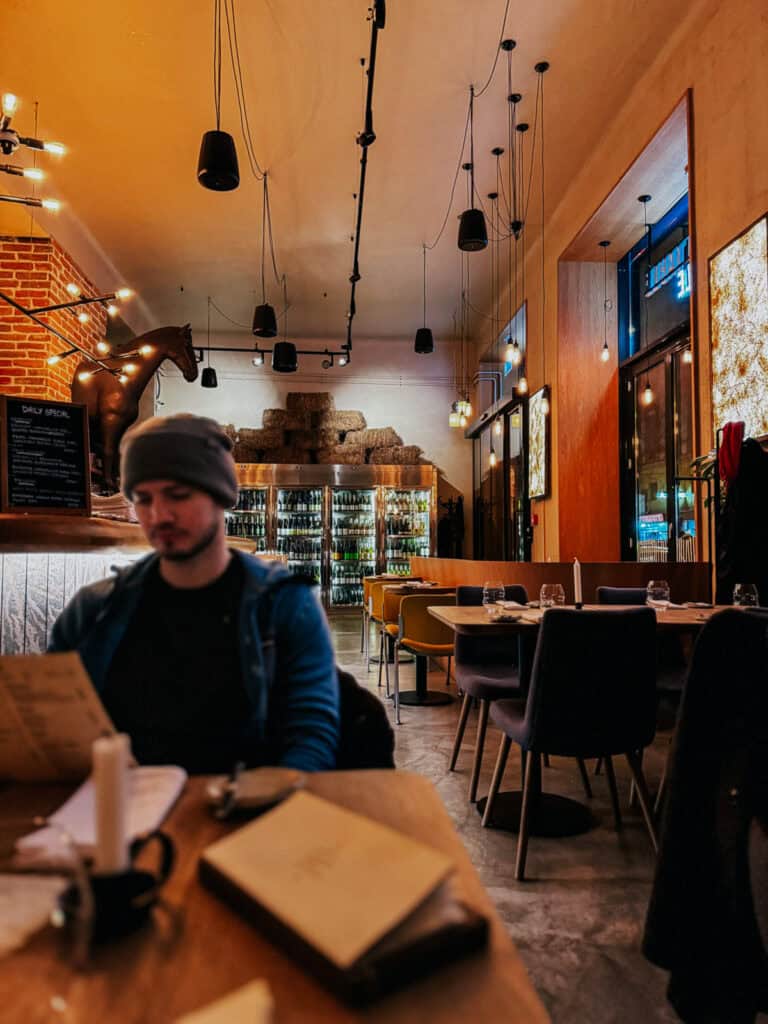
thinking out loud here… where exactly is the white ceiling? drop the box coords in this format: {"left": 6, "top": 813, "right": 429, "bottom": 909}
{"left": 1, "top": 0, "right": 699, "bottom": 345}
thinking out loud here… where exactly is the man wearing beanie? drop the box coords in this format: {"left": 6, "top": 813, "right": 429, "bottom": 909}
{"left": 49, "top": 414, "right": 339, "bottom": 773}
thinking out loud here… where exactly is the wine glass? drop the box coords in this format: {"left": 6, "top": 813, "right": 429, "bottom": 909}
{"left": 482, "top": 580, "right": 505, "bottom": 617}
{"left": 646, "top": 580, "right": 671, "bottom": 610}
{"left": 540, "top": 584, "right": 565, "bottom": 608}
{"left": 733, "top": 583, "right": 759, "bottom": 607}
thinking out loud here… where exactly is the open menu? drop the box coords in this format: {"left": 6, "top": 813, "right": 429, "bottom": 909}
{"left": 0, "top": 652, "right": 115, "bottom": 781}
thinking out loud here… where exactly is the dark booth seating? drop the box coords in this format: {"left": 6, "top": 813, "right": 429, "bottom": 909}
{"left": 483, "top": 608, "right": 659, "bottom": 880}
{"left": 643, "top": 609, "right": 768, "bottom": 1023}
{"left": 449, "top": 585, "right": 529, "bottom": 803}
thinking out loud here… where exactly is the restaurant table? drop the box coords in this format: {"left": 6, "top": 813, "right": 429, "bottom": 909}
{"left": 428, "top": 603, "right": 723, "bottom": 835}
{"left": 381, "top": 585, "right": 457, "bottom": 708}
{"left": 0, "top": 771, "right": 548, "bottom": 1024}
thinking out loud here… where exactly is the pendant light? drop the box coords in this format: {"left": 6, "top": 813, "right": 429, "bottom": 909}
{"left": 197, "top": 0, "right": 239, "bottom": 191}
{"left": 536, "top": 61, "right": 550, "bottom": 415}
{"left": 201, "top": 297, "right": 218, "bottom": 388}
{"left": 414, "top": 245, "right": 434, "bottom": 353}
{"left": 638, "top": 194, "right": 653, "bottom": 403}
{"left": 271, "top": 277, "right": 297, "bottom": 372}
{"left": 253, "top": 174, "right": 278, "bottom": 337}
{"left": 449, "top": 401, "right": 461, "bottom": 428}
{"left": 642, "top": 379, "right": 654, "bottom": 405}
{"left": 493, "top": 417, "right": 502, "bottom": 437}
{"left": 457, "top": 88, "right": 488, "bottom": 252}
{"left": 489, "top": 446, "right": 497, "bottom": 468}
{"left": 599, "top": 240, "right": 611, "bottom": 362}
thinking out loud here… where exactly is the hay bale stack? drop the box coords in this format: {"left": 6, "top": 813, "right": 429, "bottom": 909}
{"left": 260, "top": 446, "right": 312, "bottom": 465}
{"left": 262, "top": 408, "right": 311, "bottom": 431}
{"left": 233, "top": 441, "right": 263, "bottom": 464}
{"left": 314, "top": 410, "right": 367, "bottom": 432}
{"left": 344, "top": 427, "right": 402, "bottom": 449}
{"left": 287, "top": 428, "right": 341, "bottom": 451}
{"left": 237, "top": 426, "right": 285, "bottom": 449}
{"left": 316, "top": 445, "right": 366, "bottom": 465}
{"left": 369, "top": 445, "right": 423, "bottom": 465}
{"left": 220, "top": 422, "right": 238, "bottom": 444}
{"left": 286, "top": 392, "right": 335, "bottom": 413}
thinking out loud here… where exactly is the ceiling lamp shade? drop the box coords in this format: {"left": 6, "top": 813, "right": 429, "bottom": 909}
{"left": 457, "top": 208, "right": 488, "bottom": 252}
{"left": 272, "top": 341, "right": 298, "bottom": 373}
{"left": 252, "top": 302, "right": 278, "bottom": 338}
{"left": 197, "top": 130, "right": 239, "bottom": 191}
{"left": 414, "top": 327, "right": 434, "bottom": 354}
{"left": 201, "top": 366, "right": 218, "bottom": 388}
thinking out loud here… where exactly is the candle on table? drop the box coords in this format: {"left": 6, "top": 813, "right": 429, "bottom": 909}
{"left": 93, "top": 733, "right": 130, "bottom": 875}
{"left": 573, "top": 558, "right": 583, "bottom": 606}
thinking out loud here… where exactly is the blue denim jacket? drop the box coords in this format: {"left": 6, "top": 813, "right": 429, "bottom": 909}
{"left": 48, "top": 549, "right": 340, "bottom": 771}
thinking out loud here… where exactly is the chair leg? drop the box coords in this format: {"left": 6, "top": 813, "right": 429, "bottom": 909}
{"left": 628, "top": 749, "right": 643, "bottom": 809}
{"left": 360, "top": 608, "right": 366, "bottom": 653}
{"left": 594, "top": 757, "right": 603, "bottom": 776}
{"left": 377, "top": 629, "right": 385, "bottom": 689}
{"left": 625, "top": 751, "right": 659, "bottom": 853}
{"left": 384, "top": 640, "right": 391, "bottom": 697}
{"left": 543, "top": 753, "right": 551, "bottom": 768}
{"left": 445, "top": 654, "right": 451, "bottom": 687}
{"left": 515, "top": 751, "right": 539, "bottom": 881}
{"left": 576, "top": 757, "right": 593, "bottom": 800}
{"left": 654, "top": 742, "right": 670, "bottom": 816}
{"left": 394, "top": 641, "right": 401, "bottom": 726}
{"left": 449, "top": 693, "right": 472, "bottom": 771}
{"left": 469, "top": 699, "right": 490, "bottom": 803}
{"left": 366, "top": 616, "right": 372, "bottom": 672}
{"left": 481, "top": 734, "right": 511, "bottom": 827}
{"left": 603, "top": 755, "right": 622, "bottom": 831}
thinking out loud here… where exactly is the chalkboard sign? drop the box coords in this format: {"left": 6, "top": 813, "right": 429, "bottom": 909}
{"left": 0, "top": 396, "right": 91, "bottom": 515}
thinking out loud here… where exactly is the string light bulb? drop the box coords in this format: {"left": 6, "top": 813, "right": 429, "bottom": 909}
{"left": 115, "top": 287, "right": 133, "bottom": 300}
{"left": 22, "top": 167, "right": 44, "bottom": 181}
{"left": 95, "top": 340, "right": 110, "bottom": 355}
{"left": 339, "top": 354, "right": 348, "bottom": 366}
{"left": 504, "top": 339, "right": 522, "bottom": 366}
{"left": 77, "top": 312, "right": 89, "bottom": 324}
{"left": 76, "top": 370, "right": 92, "bottom": 382}
{"left": 122, "top": 362, "right": 138, "bottom": 375}
{"left": 493, "top": 418, "right": 502, "bottom": 436}
{"left": 517, "top": 374, "right": 528, "bottom": 395}
{"left": 541, "top": 392, "right": 550, "bottom": 415}
{"left": 106, "top": 304, "right": 118, "bottom": 317}
{"left": 682, "top": 349, "right": 693, "bottom": 364}
{"left": 118, "top": 373, "right": 128, "bottom": 384}
{"left": 1, "top": 93, "right": 18, "bottom": 117}
{"left": 65, "top": 283, "right": 80, "bottom": 297}
{"left": 642, "top": 380, "right": 653, "bottom": 405}
{"left": 252, "top": 350, "right": 264, "bottom": 367}
{"left": 489, "top": 447, "right": 497, "bottom": 468}
{"left": 139, "top": 344, "right": 153, "bottom": 356}
{"left": 459, "top": 413, "right": 468, "bottom": 428}
{"left": 43, "top": 141, "right": 66, "bottom": 156}
{"left": 600, "top": 343, "right": 610, "bottom": 362}
{"left": 40, "top": 198, "right": 60, "bottom": 211}
{"left": 46, "top": 353, "right": 61, "bottom": 366}
{"left": 598, "top": 240, "right": 612, "bottom": 363}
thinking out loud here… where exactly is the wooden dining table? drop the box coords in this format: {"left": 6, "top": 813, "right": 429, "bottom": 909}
{"left": 428, "top": 603, "right": 722, "bottom": 635}
{"left": 0, "top": 771, "right": 548, "bottom": 1024}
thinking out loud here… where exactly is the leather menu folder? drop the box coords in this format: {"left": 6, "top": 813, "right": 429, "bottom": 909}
{"left": 198, "top": 791, "right": 489, "bottom": 1005}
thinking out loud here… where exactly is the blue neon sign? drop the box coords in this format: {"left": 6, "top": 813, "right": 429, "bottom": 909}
{"left": 646, "top": 235, "right": 690, "bottom": 301}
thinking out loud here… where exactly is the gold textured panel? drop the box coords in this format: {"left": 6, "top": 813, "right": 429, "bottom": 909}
{"left": 710, "top": 216, "right": 768, "bottom": 437}
{"left": 528, "top": 388, "right": 549, "bottom": 500}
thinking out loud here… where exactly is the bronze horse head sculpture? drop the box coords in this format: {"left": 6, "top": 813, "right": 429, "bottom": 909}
{"left": 70, "top": 324, "right": 198, "bottom": 493}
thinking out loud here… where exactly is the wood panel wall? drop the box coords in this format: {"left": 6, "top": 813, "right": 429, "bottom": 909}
{"left": 557, "top": 261, "right": 621, "bottom": 561}
{"left": 411, "top": 557, "right": 712, "bottom": 603}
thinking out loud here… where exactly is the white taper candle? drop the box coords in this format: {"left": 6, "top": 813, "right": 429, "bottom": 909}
{"left": 574, "top": 558, "right": 583, "bottom": 605}
{"left": 92, "top": 733, "right": 130, "bottom": 875}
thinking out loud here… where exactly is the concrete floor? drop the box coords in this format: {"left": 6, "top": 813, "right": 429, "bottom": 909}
{"left": 331, "top": 610, "right": 679, "bottom": 1024}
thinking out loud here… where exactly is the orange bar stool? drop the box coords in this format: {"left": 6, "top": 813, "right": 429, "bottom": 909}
{"left": 393, "top": 593, "right": 457, "bottom": 724}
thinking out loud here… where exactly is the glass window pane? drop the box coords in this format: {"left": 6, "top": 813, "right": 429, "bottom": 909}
{"left": 674, "top": 348, "right": 696, "bottom": 561}
{"left": 635, "top": 362, "right": 668, "bottom": 562}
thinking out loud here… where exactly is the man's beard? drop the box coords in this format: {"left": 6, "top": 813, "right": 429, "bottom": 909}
{"left": 160, "top": 519, "right": 220, "bottom": 562}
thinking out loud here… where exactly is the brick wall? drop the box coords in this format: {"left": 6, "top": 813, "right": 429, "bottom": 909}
{"left": 0, "top": 236, "right": 107, "bottom": 401}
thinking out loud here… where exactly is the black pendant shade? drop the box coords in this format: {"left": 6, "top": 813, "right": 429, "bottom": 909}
{"left": 457, "top": 208, "right": 488, "bottom": 252}
{"left": 201, "top": 366, "right": 218, "bottom": 388}
{"left": 414, "top": 327, "right": 434, "bottom": 354}
{"left": 272, "top": 341, "right": 298, "bottom": 373}
{"left": 197, "top": 130, "right": 240, "bottom": 191}
{"left": 252, "top": 302, "right": 278, "bottom": 338}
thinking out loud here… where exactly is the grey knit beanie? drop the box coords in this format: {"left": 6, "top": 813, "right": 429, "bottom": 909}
{"left": 120, "top": 414, "right": 239, "bottom": 508}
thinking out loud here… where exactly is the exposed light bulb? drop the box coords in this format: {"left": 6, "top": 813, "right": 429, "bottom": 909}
{"left": 449, "top": 410, "right": 460, "bottom": 428}
{"left": 2, "top": 93, "right": 18, "bottom": 117}
{"left": 541, "top": 394, "right": 550, "bottom": 415}
{"left": 459, "top": 413, "right": 468, "bottom": 428}
{"left": 96, "top": 340, "right": 110, "bottom": 355}
{"left": 682, "top": 349, "right": 693, "bottom": 364}
{"left": 43, "top": 141, "right": 66, "bottom": 156}
{"left": 139, "top": 344, "right": 153, "bottom": 356}
{"left": 115, "top": 287, "right": 133, "bottom": 300}
{"left": 47, "top": 354, "right": 61, "bottom": 366}
{"left": 41, "top": 198, "right": 60, "bottom": 211}
{"left": 517, "top": 375, "right": 528, "bottom": 394}
{"left": 118, "top": 373, "right": 128, "bottom": 384}
{"left": 600, "top": 343, "right": 610, "bottom": 363}
{"left": 22, "top": 167, "right": 44, "bottom": 181}
{"left": 642, "top": 382, "right": 653, "bottom": 405}
{"left": 78, "top": 312, "right": 89, "bottom": 324}
{"left": 464, "top": 401, "right": 472, "bottom": 417}
{"left": 339, "top": 355, "right": 348, "bottom": 366}
{"left": 65, "top": 283, "right": 81, "bottom": 297}
{"left": 489, "top": 448, "right": 498, "bottom": 468}
{"left": 106, "top": 304, "right": 118, "bottom": 317}
{"left": 122, "top": 362, "right": 138, "bottom": 375}
{"left": 252, "top": 351, "right": 264, "bottom": 366}
{"left": 493, "top": 418, "right": 502, "bottom": 436}
{"left": 506, "top": 340, "right": 522, "bottom": 366}
{"left": 77, "top": 370, "right": 92, "bottom": 382}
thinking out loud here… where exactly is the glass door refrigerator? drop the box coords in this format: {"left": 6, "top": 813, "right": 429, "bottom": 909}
{"left": 382, "top": 487, "right": 432, "bottom": 575}
{"left": 225, "top": 486, "right": 269, "bottom": 551}
{"left": 329, "top": 487, "right": 377, "bottom": 607}
{"left": 275, "top": 486, "right": 324, "bottom": 585}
